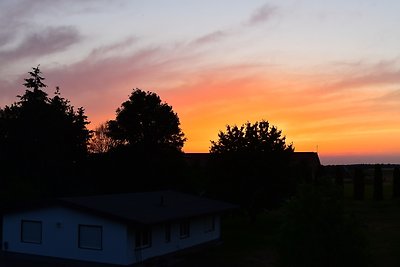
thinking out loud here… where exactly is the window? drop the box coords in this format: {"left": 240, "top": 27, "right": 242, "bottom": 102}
{"left": 180, "top": 220, "right": 190, "bottom": 239}
{"left": 135, "top": 227, "right": 151, "bottom": 249}
{"left": 165, "top": 223, "right": 171, "bottom": 243}
{"left": 204, "top": 216, "right": 215, "bottom": 232}
{"left": 78, "top": 225, "right": 102, "bottom": 250}
{"left": 21, "top": 220, "right": 42, "bottom": 244}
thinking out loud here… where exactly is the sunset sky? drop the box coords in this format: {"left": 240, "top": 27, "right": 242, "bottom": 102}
{"left": 1, "top": 0, "right": 400, "bottom": 165}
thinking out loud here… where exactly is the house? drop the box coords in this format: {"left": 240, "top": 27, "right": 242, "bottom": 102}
{"left": 184, "top": 152, "right": 321, "bottom": 176}
{"left": 2, "top": 190, "right": 236, "bottom": 266}
{"left": 290, "top": 152, "right": 322, "bottom": 181}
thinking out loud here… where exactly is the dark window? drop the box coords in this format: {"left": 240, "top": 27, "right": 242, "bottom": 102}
{"left": 21, "top": 220, "right": 42, "bottom": 244}
{"left": 204, "top": 216, "right": 215, "bottom": 232}
{"left": 135, "top": 227, "right": 152, "bottom": 249}
{"left": 180, "top": 220, "right": 190, "bottom": 239}
{"left": 165, "top": 223, "right": 171, "bottom": 243}
{"left": 78, "top": 225, "right": 102, "bottom": 250}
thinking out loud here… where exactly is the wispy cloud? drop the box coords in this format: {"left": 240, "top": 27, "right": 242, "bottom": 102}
{"left": 192, "top": 31, "right": 227, "bottom": 45}
{"left": 0, "top": 26, "right": 82, "bottom": 63}
{"left": 324, "top": 61, "right": 400, "bottom": 91}
{"left": 89, "top": 36, "right": 139, "bottom": 58}
{"left": 0, "top": 31, "right": 15, "bottom": 48}
{"left": 0, "top": 78, "right": 18, "bottom": 105}
{"left": 246, "top": 3, "right": 277, "bottom": 26}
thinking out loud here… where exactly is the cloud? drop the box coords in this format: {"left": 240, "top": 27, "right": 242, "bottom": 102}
{"left": 192, "top": 31, "right": 227, "bottom": 45}
{"left": 0, "top": 78, "right": 19, "bottom": 106}
{"left": 0, "top": 0, "right": 115, "bottom": 50}
{"left": 0, "top": 26, "right": 82, "bottom": 63}
{"left": 247, "top": 3, "right": 277, "bottom": 26}
{"left": 89, "top": 36, "right": 138, "bottom": 58}
{"left": 36, "top": 43, "right": 194, "bottom": 127}
{"left": 0, "top": 28, "right": 18, "bottom": 48}
{"left": 325, "top": 62, "right": 400, "bottom": 91}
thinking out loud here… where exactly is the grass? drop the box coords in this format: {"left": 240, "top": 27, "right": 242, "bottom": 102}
{"left": 173, "top": 211, "right": 282, "bottom": 267}
{"left": 342, "top": 180, "right": 400, "bottom": 267}
{"left": 2, "top": 171, "right": 399, "bottom": 266}
{"left": 176, "top": 178, "right": 400, "bottom": 267}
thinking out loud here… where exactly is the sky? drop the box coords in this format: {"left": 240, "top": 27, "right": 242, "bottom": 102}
{"left": 1, "top": 0, "right": 400, "bottom": 165}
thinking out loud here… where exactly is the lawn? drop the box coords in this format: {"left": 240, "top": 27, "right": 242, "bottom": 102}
{"left": 176, "top": 177, "right": 400, "bottom": 267}
{"left": 2, "top": 170, "right": 399, "bottom": 267}
{"left": 342, "top": 179, "right": 400, "bottom": 267}
{"left": 173, "top": 210, "right": 281, "bottom": 267}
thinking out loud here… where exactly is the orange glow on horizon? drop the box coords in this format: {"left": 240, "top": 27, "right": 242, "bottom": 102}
{"left": 86, "top": 65, "right": 400, "bottom": 164}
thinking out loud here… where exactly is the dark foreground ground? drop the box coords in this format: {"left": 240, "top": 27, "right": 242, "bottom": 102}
{"left": 1, "top": 178, "right": 400, "bottom": 267}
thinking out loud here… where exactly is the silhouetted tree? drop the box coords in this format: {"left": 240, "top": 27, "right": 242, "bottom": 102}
{"left": 88, "top": 122, "right": 120, "bottom": 153}
{"left": 353, "top": 167, "right": 365, "bottom": 200}
{"left": 0, "top": 66, "right": 91, "bottom": 199}
{"left": 373, "top": 164, "right": 383, "bottom": 201}
{"left": 107, "top": 88, "right": 186, "bottom": 152}
{"left": 103, "top": 89, "right": 186, "bottom": 192}
{"left": 334, "top": 165, "right": 345, "bottom": 189}
{"left": 209, "top": 120, "right": 295, "bottom": 220}
{"left": 393, "top": 167, "right": 400, "bottom": 198}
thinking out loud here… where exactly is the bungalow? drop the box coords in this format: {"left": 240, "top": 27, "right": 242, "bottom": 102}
{"left": 2, "top": 190, "right": 236, "bottom": 266}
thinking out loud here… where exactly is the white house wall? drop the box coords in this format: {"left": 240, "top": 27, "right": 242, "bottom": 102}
{"left": 2, "top": 206, "right": 130, "bottom": 265}
{"left": 128, "top": 215, "right": 221, "bottom": 263}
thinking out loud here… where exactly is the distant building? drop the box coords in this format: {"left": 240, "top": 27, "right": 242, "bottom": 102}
{"left": 2, "top": 190, "right": 236, "bottom": 266}
{"left": 184, "top": 152, "right": 322, "bottom": 179}
{"left": 290, "top": 152, "right": 322, "bottom": 181}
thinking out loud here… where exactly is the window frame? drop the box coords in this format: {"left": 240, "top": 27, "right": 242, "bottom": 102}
{"left": 21, "top": 220, "right": 42, "bottom": 244}
{"left": 204, "top": 216, "right": 216, "bottom": 233}
{"left": 179, "top": 220, "right": 190, "bottom": 239}
{"left": 78, "top": 224, "right": 103, "bottom": 250}
{"left": 135, "top": 227, "right": 152, "bottom": 250}
{"left": 165, "top": 223, "right": 171, "bottom": 243}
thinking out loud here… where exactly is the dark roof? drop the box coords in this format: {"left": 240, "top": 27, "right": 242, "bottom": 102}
{"left": 292, "top": 152, "right": 321, "bottom": 166}
{"left": 184, "top": 152, "right": 321, "bottom": 167}
{"left": 59, "top": 190, "right": 237, "bottom": 225}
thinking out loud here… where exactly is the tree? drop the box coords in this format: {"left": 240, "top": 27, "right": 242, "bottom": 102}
{"left": 88, "top": 122, "right": 120, "bottom": 153}
{"left": 209, "top": 120, "right": 295, "bottom": 220}
{"left": 210, "top": 120, "right": 293, "bottom": 155}
{"left": 107, "top": 88, "right": 186, "bottom": 152}
{"left": 353, "top": 167, "right": 365, "bottom": 200}
{"left": 0, "top": 66, "right": 91, "bottom": 199}
{"left": 100, "top": 89, "right": 186, "bottom": 193}
{"left": 334, "top": 165, "right": 345, "bottom": 189}
{"left": 373, "top": 164, "right": 383, "bottom": 201}
{"left": 393, "top": 167, "right": 400, "bottom": 198}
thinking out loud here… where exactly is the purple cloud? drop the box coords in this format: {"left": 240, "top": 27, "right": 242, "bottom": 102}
{"left": 192, "top": 31, "right": 227, "bottom": 45}
{"left": 0, "top": 26, "right": 81, "bottom": 63}
{"left": 247, "top": 3, "right": 277, "bottom": 26}
{"left": 327, "top": 69, "right": 400, "bottom": 91}
{"left": 89, "top": 36, "right": 139, "bottom": 57}
{"left": 0, "top": 78, "right": 19, "bottom": 106}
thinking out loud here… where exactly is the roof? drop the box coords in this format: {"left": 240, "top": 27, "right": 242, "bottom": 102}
{"left": 58, "top": 190, "right": 237, "bottom": 225}
{"left": 291, "top": 152, "right": 321, "bottom": 167}
{"left": 184, "top": 152, "right": 321, "bottom": 167}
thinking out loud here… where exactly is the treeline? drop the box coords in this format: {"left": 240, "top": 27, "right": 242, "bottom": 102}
{"left": 0, "top": 67, "right": 187, "bottom": 204}
{"left": 0, "top": 66, "right": 376, "bottom": 266}
{"left": 0, "top": 67, "right": 313, "bottom": 214}
{"left": 331, "top": 164, "right": 400, "bottom": 200}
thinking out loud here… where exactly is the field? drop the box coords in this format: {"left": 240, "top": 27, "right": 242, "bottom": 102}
{"left": 1, "top": 165, "right": 400, "bottom": 267}
{"left": 175, "top": 166, "right": 400, "bottom": 267}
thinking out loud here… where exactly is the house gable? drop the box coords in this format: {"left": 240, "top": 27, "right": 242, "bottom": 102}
{"left": 2, "top": 190, "right": 236, "bottom": 265}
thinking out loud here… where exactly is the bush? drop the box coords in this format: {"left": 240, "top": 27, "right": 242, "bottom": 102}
{"left": 393, "top": 167, "right": 400, "bottom": 198}
{"left": 353, "top": 167, "right": 365, "bottom": 200}
{"left": 373, "top": 164, "right": 383, "bottom": 201}
{"left": 277, "top": 183, "right": 370, "bottom": 267}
